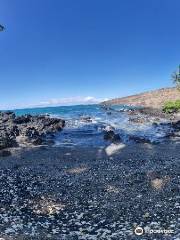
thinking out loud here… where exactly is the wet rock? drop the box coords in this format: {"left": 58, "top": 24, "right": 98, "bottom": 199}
{"left": 104, "top": 130, "right": 121, "bottom": 142}
{"left": 24, "top": 127, "right": 40, "bottom": 138}
{"left": 152, "top": 122, "right": 158, "bottom": 127}
{"left": 32, "top": 116, "right": 65, "bottom": 133}
{"left": 129, "top": 135, "right": 150, "bottom": 143}
{"left": 13, "top": 115, "right": 32, "bottom": 124}
{"left": 31, "top": 137, "right": 44, "bottom": 146}
{"left": 152, "top": 120, "right": 180, "bottom": 139}
{"left": 104, "top": 126, "right": 115, "bottom": 132}
{"left": 129, "top": 117, "right": 147, "bottom": 124}
{"left": 0, "top": 112, "right": 65, "bottom": 149}
{"left": 112, "top": 134, "right": 121, "bottom": 142}
{"left": 80, "top": 116, "right": 92, "bottom": 122}
{"left": 9, "top": 125, "right": 20, "bottom": 137}
{"left": 0, "top": 150, "right": 11, "bottom": 157}
{"left": 0, "top": 111, "right": 15, "bottom": 123}
{"left": 107, "top": 111, "right": 112, "bottom": 115}
{"left": 135, "top": 107, "right": 170, "bottom": 118}
{"left": 104, "top": 130, "right": 115, "bottom": 140}
{"left": 172, "top": 120, "right": 180, "bottom": 130}
{"left": 0, "top": 131, "right": 17, "bottom": 150}
{"left": 40, "top": 117, "right": 61, "bottom": 126}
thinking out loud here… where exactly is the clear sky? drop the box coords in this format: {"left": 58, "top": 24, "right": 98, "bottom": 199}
{"left": 0, "top": 0, "right": 180, "bottom": 109}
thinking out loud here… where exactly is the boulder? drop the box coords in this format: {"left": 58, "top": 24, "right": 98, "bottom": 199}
{"left": 13, "top": 115, "right": 32, "bottom": 124}
{"left": 0, "top": 111, "right": 15, "bottom": 123}
{"left": 112, "top": 134, "right": 121, "bottom": 142}
{"left": 0, "top": 131, "right": 17, "bottom": 150}
{"left": 104, "top": 130, "right": 115, "bottom": 140}
{"left": 107, "top": 111, "right": 112, "bottom": 115}
{"left": 104, "top": 130, "right": 121, "bottom": 142}
{"left": 80, "top": 116, "right": 92, "bottom": 122}
{"left": 0, "top": 112, "right": 65, "bottom": 149}
{"left": 172, "top": 120, "right": 180, "bottom": 130}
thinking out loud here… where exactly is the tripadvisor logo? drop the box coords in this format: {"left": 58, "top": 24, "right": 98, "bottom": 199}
{"left": 134, "top": 226, "right": 144, "bottom": 236}
{"left": 134, "top": 226, "right": 174, "bottom": 236}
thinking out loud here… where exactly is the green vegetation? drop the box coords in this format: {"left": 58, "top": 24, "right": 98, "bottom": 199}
{"left": 163, "top": 100, "right": 180, "bottom": 113}
{"left": 172, "top": 65, "right": 180, "bottom": 89}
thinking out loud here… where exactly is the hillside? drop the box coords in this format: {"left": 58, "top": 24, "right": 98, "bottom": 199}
{"left": 102, "top": 87, "right": 180, "bottom": 109}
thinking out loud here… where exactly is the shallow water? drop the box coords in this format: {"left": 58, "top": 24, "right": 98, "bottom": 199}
{"left": 14, "top": 104, "right": 173, "bottom": 146}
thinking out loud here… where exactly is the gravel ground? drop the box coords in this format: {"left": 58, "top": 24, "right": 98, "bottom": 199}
{"left": 0, "top": 140, "right": 179, "bottom": 240}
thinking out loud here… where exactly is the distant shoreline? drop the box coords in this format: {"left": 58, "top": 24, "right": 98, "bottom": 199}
{"left": 101, "top": 87, "right": 180, "bottom": 109}
{"left": 0, "top": 104, "right": 100, "bottom": 112}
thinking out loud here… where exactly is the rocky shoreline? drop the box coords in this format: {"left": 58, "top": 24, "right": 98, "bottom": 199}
{"left": 0, "top": 109, "right": 179, "bottom": 239}
{"left": 0, "top": 111, "right": 65, "bottom": 156}
{"left": 101, "top": 105, "right": 180, "bottom": 144}
{"left": 101, "top": 87, "right": 180, "bottom": 109}
{"left": 1, "top": 107, "right": 180, "bottom": 155}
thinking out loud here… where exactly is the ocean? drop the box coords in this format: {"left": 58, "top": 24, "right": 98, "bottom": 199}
{"left": 13, "top": 104, "right": 172, "bottom": 147}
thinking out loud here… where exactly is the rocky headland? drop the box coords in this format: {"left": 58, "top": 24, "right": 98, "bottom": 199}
{"left": 101, "top": 87, "right": 180, "bottom": 110}
{"left": 100, "top": 87, "right": 180, "bottom": 144}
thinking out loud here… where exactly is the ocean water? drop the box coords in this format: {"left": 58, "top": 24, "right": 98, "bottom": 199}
{"left": 13, "top": 104, "right": 172, "bottom": 147}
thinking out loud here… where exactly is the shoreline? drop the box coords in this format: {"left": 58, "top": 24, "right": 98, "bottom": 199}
{"left": 0, "top": 106, "right": 180, "bottom": 239}
{"left": 1, "top": 106, "right": 180, "bottom": 155}
{"left": 0, "top": 142, "right": 179, "bottom": 239}
{"left": 0, "top": 112, "right": 65, "bottom": 156}
{"left": 101, "top": 87, "right": 180, "bottom": 110}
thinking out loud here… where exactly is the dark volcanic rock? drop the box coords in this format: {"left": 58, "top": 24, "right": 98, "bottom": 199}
{"left": 31, "top": 137, "right": 44, "bottom": 145}
{"left": 10, "top": 125, "right": 20, "bottom": 137}
{"left": 104, "top": 129, "right": 121, "bottom": 143}
{"left": 0, "top": 150, "right": 11, "bottom": 157}
{"left": 104, "top": 130, "right": 115, "bottom": 140}
{"left": 172, "top": 120, "right": 180, "bottom": 130}
{"left": 128, "top": 116, "right": 148, "bottom": 124}
{"left": 24, "top": 127, "right": 40, "bottom": 138}
{"left": 112, "top": 133, "right": 121, "bottom": 142}
{"left": 80, "top": 116, "right": 92, "bottom": 122}
{"left": 0, "top": 112, "right": 65, "bottom": 150}
{"left": 152, "top": 120, "right": 180, "bottom": 138}
{"left": 0, "top": 131, "right": 17, "bottom": 150}
{"left": 13, "top": 115, "right": 32, "bottom": 124}
{"left": 0, "top": 111, "right": 15, "bottom": 123}
{"left": 129, "top": 135, "right": 151, "bottom": 143}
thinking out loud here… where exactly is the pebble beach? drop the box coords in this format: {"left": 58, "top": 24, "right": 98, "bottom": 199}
{"left": 0, "top": 106, "right": 179, "bottom": 239}
{"left": 0, "top": 141, "right": 179, "bottom": 239}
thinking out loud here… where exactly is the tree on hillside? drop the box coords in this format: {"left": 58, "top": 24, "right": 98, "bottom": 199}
{"left": 172, "top": 65, "right": 180, "bottom": 89}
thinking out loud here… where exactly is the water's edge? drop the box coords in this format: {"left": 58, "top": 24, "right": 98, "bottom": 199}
{"left": 12, "top": 104, "right": 175, "bottom": 147}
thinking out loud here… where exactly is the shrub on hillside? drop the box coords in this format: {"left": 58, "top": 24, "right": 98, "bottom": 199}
{"left": 172, "top": 65, "right": 180, "bottom": 89}
{"left": 163, "top": 100, "right": 180, "bottom": 113}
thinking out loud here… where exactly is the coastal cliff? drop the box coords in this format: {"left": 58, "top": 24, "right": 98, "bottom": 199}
{"left": 101, "top": 87, "right": 180, "bottom": 109}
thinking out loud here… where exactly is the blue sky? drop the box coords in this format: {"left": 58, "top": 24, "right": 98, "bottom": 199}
{"left": 0, "top": 0, "right": 180, "bottom": 109}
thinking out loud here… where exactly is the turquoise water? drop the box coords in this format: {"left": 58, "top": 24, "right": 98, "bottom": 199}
{"left": 12, "top": 104, "right": 172, "bottom": 146}
{"left": 14, "top": 104, "right": 117, "bottom": 146}
{"left": 14, "top": 104, "right": 102, "bottom": 119}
